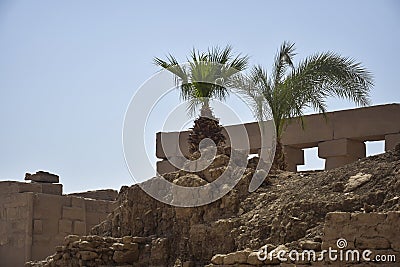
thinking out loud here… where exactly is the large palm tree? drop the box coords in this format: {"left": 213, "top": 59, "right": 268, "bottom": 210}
{"left": 236, "top": 41, "right": 373, "bottom": 170}
{"left": 154, "top": 46, "right": 249, "bottom": 154}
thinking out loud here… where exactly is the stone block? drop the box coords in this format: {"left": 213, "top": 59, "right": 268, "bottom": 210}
{"left": 326, "top": 212, "right": 351, "bottom": 223}
{"left": 41, "top": 183, "right": 62, "bottom": 195}
{"left": 18, "top": 183, "right": 42, "bottom": 193}
{"left": 355, "top": 237, "right": 391, "bottom": 250}
{"left": 6, "top": 207, "right": 18, "bottom": 219}
{"left": 59, "top": 219, "right": 72, "bottom": 234}
{"left": 156, "top": 131, "right": 180, "bottom": 159}
{"left": 33, "top": 219, "right": 43, "bottom": 234}
{"left": 385, "top": 133, "right": 400, "bottom": 151}
{"left": 223, "top": 250, "right": 250, "bottom": 264}
{"left": 68, "top": 189, "right": 118, "bottom": 201}
{"left": 178, "top": 131, "right": 190, "bottom": 157}
{"left": 62, "top": 206, "right": 84, "bottom": 220}
{"left": 247, "top": 251, "right": 263, "bottom": 265}
{"left": 324, "top": 155, "right": 360, "bottom": 170}
{"left": 332, "top": 103, "right": 400, "bottom": 141}
{"left": 71, "top": 197, "right": 85, "bottom": 208}
{"left": 284, "top": 146, "right": 304, "bottom": 171}
{"left": 351, "top": 212, "right": 387, "bottom": 225}
{"left": 156, "top": 160, "right": 178, "bottom": 175}
{"left": 33, "top": 194, "right": 63, "bottom": 219}
{"left": 113, "top": 249, "right": 139, "bottom": 263}
{"left": 25, "top": 171, "right": 59, "bottom": 183}
{"left": 282, "top": 113, "right": 334, "bottom": 148}
{"left": 73, "top": 220, "right": 86, "bottom": 235}
{"left": 318, "top": 139, "right": 365, "bottom": 158}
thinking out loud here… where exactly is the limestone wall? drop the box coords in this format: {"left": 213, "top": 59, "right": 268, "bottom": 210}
{"left": 26, "top": 211, "right": 400, "bottom": 266}
{"left": 156, "top": 103, "right": 400, "bottom": 173}
{"left": 206, "top": 211, "right": 399, "bottom": 266}
{"left": 0, "top": 180, "right": 117, "bottom": 266}
{"left": 0, "top": 188, "right": 33, "bottom": 266}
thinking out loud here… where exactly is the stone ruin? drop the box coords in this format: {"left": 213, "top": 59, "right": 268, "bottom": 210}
{"left": 1, "top": 104, "right": 399, "bottom": 266}
{"left": 26, "top": 144, "right": 400, "bottom": 266}
{"left": 0, "top": 171, "right": 117, "bottom": 266}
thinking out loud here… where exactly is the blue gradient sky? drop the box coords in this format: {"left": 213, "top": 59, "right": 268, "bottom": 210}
{"left": 1, "top": 0, "right": 399, "bottom": 193}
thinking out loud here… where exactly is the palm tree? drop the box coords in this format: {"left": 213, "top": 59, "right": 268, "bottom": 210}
{"left": 154, "top": 46, "right": 249, "bottom": 154}
{"left": 236, "top": 41, "right": 373, "bottom": 170}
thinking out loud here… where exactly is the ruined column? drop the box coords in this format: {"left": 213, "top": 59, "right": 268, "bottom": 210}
{"left": 385, "top": 133, "right": 400, "bottom": 151}
{"left": 318, "top": 139, "right": 365, "bottom": 170}
{"left": 283, "top": 146, "right": 304, "bottom": 172}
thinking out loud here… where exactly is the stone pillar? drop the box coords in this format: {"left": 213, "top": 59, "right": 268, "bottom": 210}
{"left": 385, "top": 133, "right": 400, "bottom": 151}
{"left": 283, "top": 146, "right": 304, "bottom": 172}
{"left": 318, "top": 139, "right": 365, "bottom": 170}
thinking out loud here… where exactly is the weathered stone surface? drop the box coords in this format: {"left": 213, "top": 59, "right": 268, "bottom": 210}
{"left": 355, "top": 237, "right": 391, "bottom": 249}
{"left": 173, "top": 174, "right": 207, "bottom": 187}
{"left": 112, "top": 249, "right": 139, "bottom": 263}
{"left": 344, "top": 172, "right": 372, "bottom": 192}
{"left": 300, "top": 240, "right": 322, "bottom": 251}
{"left": 247, "top": 251, "right": 263, "bottom": 265}
{"left": 223, "top": 250, "right": 250, "bottom": 264}
{"left": 210, "top": 254, "right": 224, "bottom": 265}
{"left": 25, "top": 145, "right": 400, "bottom": 267}
{"left": 25, "top": 171, "right": 59, "bottom": 183}
{"left": 79, "top": 250, "right": 98, "bottom": 260}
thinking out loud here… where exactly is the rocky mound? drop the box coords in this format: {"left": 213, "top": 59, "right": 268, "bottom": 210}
{"left": 27, "top": 145, "right": 400, "bottom": 266}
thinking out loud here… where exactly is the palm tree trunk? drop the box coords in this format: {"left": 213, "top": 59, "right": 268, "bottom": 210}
{"left": 188, "top": 103, "right": 226, "bottom": 154}
{"left": 200, "top": 100, "right": 213, "bottom": 118}
{"left": 272, "top": 139, "right": 287, "bottom": 170}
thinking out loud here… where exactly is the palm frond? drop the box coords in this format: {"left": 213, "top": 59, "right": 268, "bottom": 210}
{"left": 154, "top": 46, "right": 248, "bottom": 118}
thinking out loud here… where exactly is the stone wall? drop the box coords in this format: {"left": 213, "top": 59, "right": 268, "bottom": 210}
{"left": 156, "top": 103, "right": 400, "bottom": 173}
{"left": 27, "top": 235, "right": 170, "bottom": 267}
{"left": 68, "top": 189, "right": 118, "bottom": 201}
{"left": 0, "top": 178, "right": 117, "bottom": 266}
{"left": 206, "top": 211, "right": 400, "bottom": 266}
{"left": 26, "top": 211, "right": 400, "bottom": 266}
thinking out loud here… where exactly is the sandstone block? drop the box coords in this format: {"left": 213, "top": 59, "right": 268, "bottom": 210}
{"left": 318, "top": 139, "right": 365, "bottom": 158}
{"left": 301, "top": 241, "right": 322, "bottom": 251}
{"left": 351, "top": 212, "right": 387, "bottom": 225}
{"left": 122, "top": 236, "right": 133, "bottom": 244}
{"left": 247, "top": 251, "right": 263, "bottom": 265}
{"left": 33, "top": 219, "right": 42, "bottom": 234}
{"left": 344, "top": 173, "right": 372, "bottom": 192}
{"left": 324, "top": 155, "right": 360, "bottom": 170}
{"left": 73, "top": 220, "right": 86, "bottom": 235}
{"left": 113, "top": 249, "right": 139, "bottom": 263}
{"left": 59, "top": 219, "right": 72, "bottom": 233}
{"left": 284, "top": 146, "right": 305, "bottom": 172}
{"left": 156, "top": 160, "right": 178, "bottom": 175}
{"left": 385, "top": 133, "right": 400, "bottom": 151}
{"left": 223, "top": 250, "right": 250, "bottom": 264}
{"left": 210, "top": 254, "right": 225, "bottom": 265}
{"left": 18, "top": 183, "right": 42, "bottom": 193}
{"left": 25, "top": 171, "right": 59, "bottom": 183}
{"left": 355, "top": 237, "right": 391, "bottom": 249}
{"left": 325, "top": 212, "right": 351, "bottom": 224}
{"left": 79, "top": 250, "right": 98, "bottom": 261}
{"left": 41, "top": 183, "right": 62, "bottom": 195}
{"left": 71, "top": 197, "right": 85, "bottom": 208}
{"left": 62, "top": 206, "right": 84, "bottom": 220}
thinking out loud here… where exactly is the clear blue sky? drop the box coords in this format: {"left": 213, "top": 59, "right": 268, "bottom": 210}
{"left": 1, "top": 0, "right": 399, "bottom": 193}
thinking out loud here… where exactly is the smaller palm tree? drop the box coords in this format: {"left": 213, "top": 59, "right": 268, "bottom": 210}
{"left": 236, "top": 41, "right": 374, "bottom": 169}
{"left": 154, "top": 46, "right": 249, "bottom": 153}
